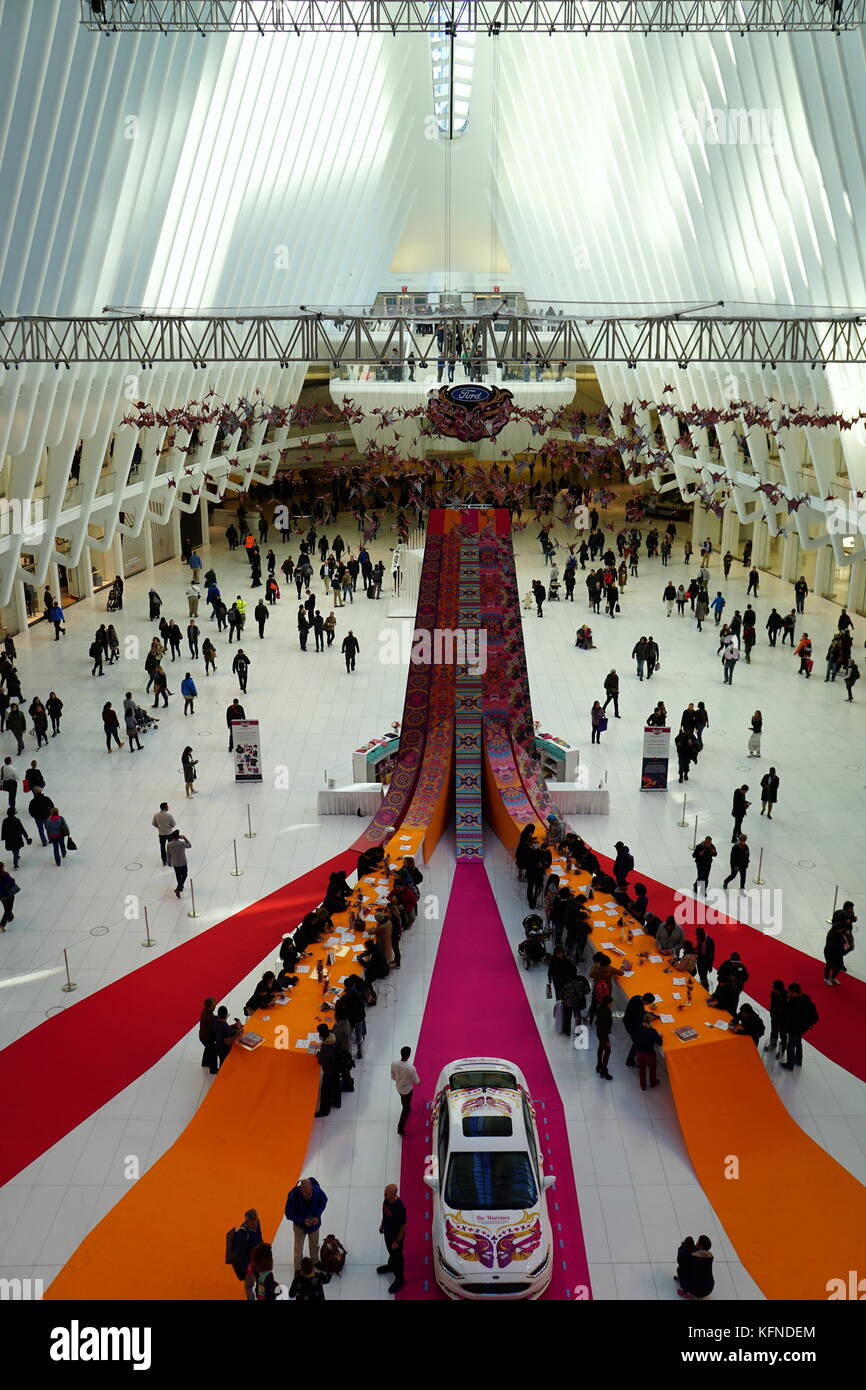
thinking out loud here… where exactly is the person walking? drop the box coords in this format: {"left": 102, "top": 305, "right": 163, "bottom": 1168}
{"left": 631, "top": 637, "right": 648, "bottom": 681}
{"left": 6, "top": 704, "right": 26, "bottom": 756}
{"left": 780, "top": 983, "right": 818, "bottom": 1070}
{"left": 324, "top": 612, "right": 336, "bottom": 648}
{"left": 181, "top": 673, "right": 197, "bottom": 716}
{"left": 232, "top": 648, "right": 250, "bottom": 693}
{"left": 781, "top": 610, "right": 796, "bottom": 647}
{"left": 284, "top": 1177, "right": 328, "bottom": 1271}
{"left": 166, "top": 829, "right": 191, "bottom": 896}
{"left": 187, "top": 620, "right": 200, "bottom": 658}
{"left": 152, "top": 803, "right": 176, "bottom": 865}
{"left": 731, "top": 784, "right": 750, "bottom": 840}
{"left": 151, "top": 665, "right": 170, "bottom": 709}
{"left": 765, "top": 608, "right": 782, "bottom": 647}
{"left": 391, "top": 1046, "right": 420, "bottom": 1136}
{"left": 30, "top": 700, "right": 49, "bottom": 750}
{"left": 721, "top": 636, "right": 740, "bottom": 684}
{"left": 186, "top": 580, "right": 201, "bottom": 617}
{"left": 1, "top": 808, "right": 30, "bottom": 869}
{"left": 692, "top": 837, "right": 717, "bottom": 895}
{"left": 254, "top": 600, "right": 269, "bottom": 639}
{"left": 46, "top": 692, "right": 63, "bottom": 737}
{"left": 695, "top": 590, "right": 709, "bottom": 631}
{"left": 602, "top": 669, "right": 620, "bottom": 718}
{"left": 46, "top": 807, "right": 72, "bottom": 866}
{"left": 710, "top": 592, "right": 725, "bottom": 625}
{"left": 723, "top": 835, "right": 750, "bottom": 891}
{"left": 202, "top": 636, "right": 217, "bottom": 676}
{"left": 794, "top": 576, "right": 808, "bottom": 613}
{"left": 28, "top": 787, "right": 53, "bottom": 847}
{"left": 342, "top": 630, "right": 360, "bottom": 673}
{"left": 645, "top": 635, "right": 659, "bottom": 679}
{"left": 663, "top": 582, "right": 676, "bottom": 617}
{"left": 102, "top": 702, "right": 124, "bottom": 754}
{"left": 759, "top": 767, "right": 779, "bottom": 818}
{"left": 747, "top": 567, "right": 760, "bottom": 597}
{"left": 845, "top": 659, "right": 860, "bottom": 701}
{"left": 181, "top": 747, "right": 198, "bottom": 797}
{"left": 377, "top": 1184, "right": 407, "bottom": 1294}
{"left": 0, "top": 862, "right": 18, "bottom": 931}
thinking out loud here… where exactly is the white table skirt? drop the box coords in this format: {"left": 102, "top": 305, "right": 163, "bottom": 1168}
{"left": 317, "top": 782, "right": 384, "bottom": 815}
{"left": 549, "top": 783, "right": 610, "bottom": 815}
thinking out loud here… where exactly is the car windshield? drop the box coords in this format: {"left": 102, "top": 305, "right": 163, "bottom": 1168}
{"left": 444, "top": 1151, "right": 538, "bottom": 1210}
{"left": 449, "top": 1069, "right": 518, "bottom": 1091}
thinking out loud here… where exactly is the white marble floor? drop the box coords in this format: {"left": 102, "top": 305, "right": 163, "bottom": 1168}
{"left": 1, "top": 508, "right": 864, "bottom": 1300}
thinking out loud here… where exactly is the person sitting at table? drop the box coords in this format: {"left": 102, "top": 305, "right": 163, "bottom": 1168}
{"left": 706, "top": 977, "right": 740, "bottom": 1016}
{"left": 630, "top": 883, "right": 649, "bottom": 924}
{"left": 356, "top": 845, "right": 385, "bottom": 879}
{"left": 359, "top": 936, "right": 390, "bottom": 992}
{"left": 245, "top": 971, "right": 280, "bottom": 1015}
{"left": 279, "top": 933, "right": 301, "bottom": 973}
{"left": 655, "top": 915, "right": 684, "bottom": 954}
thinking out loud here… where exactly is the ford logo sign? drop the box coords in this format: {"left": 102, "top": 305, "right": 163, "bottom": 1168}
{"left": 448, "top": 385, "right": 493, "bottom": 404}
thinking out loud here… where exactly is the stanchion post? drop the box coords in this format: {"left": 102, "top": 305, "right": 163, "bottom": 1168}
{"left": 245, "top": 803, "right": 256, "bottom": 839}
{"left": 826, "top": 884, "right": 838, "bottom": 925}
{"left": 752, "top": 847, "right": 765, "bottom": 885}
{"left": 141, "top": 906, "right": 155, "bottom": 948}
{"left": 61, "top": 947, "right": 77, "bottom": 993}
{"left": 230, "top": 839, "right": 244, "bottom": 877}
{"left": 187, "top": 879, "right": 201, "bottom": 919}
{"left": 679, "top": 793, "right": 688, "bottom": 827}
{"left": 692, "top": 814, "right": 698, "bottom": 851}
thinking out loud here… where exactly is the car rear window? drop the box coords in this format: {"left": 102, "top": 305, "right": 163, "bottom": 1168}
{"left": 461, "top": 1116, "right": 513, "bottom": 1138}
{"left": 449, "top": 1069, "right": 518, "bottom": 1091}
{"left": 444, "top": 1152, "right": 538, "bottom": 1210}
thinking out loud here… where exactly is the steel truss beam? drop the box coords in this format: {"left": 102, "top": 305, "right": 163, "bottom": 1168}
{"left": 80, "top": 0, "right": 863, "bottom": 35}
{"left": 4, "top": 312, "right": 866, "bottom": 365}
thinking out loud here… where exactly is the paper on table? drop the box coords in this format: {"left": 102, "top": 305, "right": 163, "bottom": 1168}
{"left": 295, "top": 1039, "right": 310, "bottom": 1050}
{"left": 295, "top": 965, "right": 311, "bottom": 974}
{"left": 659, "top": 1013, "right": 676, "bottom": 1024}
{"left": 714, "top": 1020, "right": 730, "bottom": 1030}
{"left": 336, "top": 946, "right": 350, "bottom": 958}
{"left": 673, "top": 977, "right": 687, "bottom": 985}
{"left": 600, "top": 941, "right": 614, "bottom": 949}
{"left": 672, "top": 992, "right": 682, "bottom": 1000}
{"left": 649, "top": 955, "right": 663, "bottom": 963}
{"left": 325, "top": 936, "right": 341, "bottom": 946}
{"left": 653, "top": 994, "right": 664, "bottom": 1002}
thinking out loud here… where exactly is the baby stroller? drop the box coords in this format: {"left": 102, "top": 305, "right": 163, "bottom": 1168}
{"left": 575, "top": 625, "right": 594, "bottom": 650}
{"left": 106, "top": 583, "right": 122, "bottom": 613}
{"left": 134, "top": 705, "right": 160, "bottom": 733}
{"left": 517, "top": 914, "right": 548, "bottom": 970}
{"left": 547, "top": 576, "right": 561, "bottom": 601}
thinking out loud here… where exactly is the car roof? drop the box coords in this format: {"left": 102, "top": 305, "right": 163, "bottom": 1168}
{"left": 444, "top": 1084, "right": 532, "bottom": 1154}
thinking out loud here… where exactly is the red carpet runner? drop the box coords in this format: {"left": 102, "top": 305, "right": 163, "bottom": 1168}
{"left": 0, "top": 850, "right": 357, "bottom": 1187}
{"left": 397, "top": 863, "right": 592, "bottom": 1301}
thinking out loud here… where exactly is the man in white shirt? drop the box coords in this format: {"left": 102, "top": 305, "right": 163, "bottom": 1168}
{"left": 165, "top": 830, "right": 191, "bottom": 897}
{"left": 390, "top": 1046, "right": 421, "bottom": 1137}
{"left": 151, "top": 802, "right": 176, "bottom": 866}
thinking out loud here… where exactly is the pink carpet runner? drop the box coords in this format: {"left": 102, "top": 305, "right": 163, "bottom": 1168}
{"left": 397, "top": 863, "right": 592, "bottom": 1301}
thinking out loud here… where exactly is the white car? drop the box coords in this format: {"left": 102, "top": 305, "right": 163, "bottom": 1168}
{"left": 424, "top": 1056, "right": 555, "bottom": 1299}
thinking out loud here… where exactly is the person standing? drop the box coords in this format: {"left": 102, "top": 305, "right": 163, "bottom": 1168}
{"left": 594, "top": 994, "right": 614, "bottom": 1080}
{"left": 186, "top": 620, "right": 200, "bottom": 658}
{"left": 780, "top": 983, "right": 818, "bottom": 1070}
{"left": 747, "top": 567, "right": 760, "bottom": 596}
{"left": 202, "top": 637, "right": 217, "bottom": 675}
{"left": 590, "top": 700, "right": 605, "bottom": 743}
{"left": 766, "top": 608, "right": 783, "bottom": 647}
{"left": 613, "top": 841, "right": 634, "bottom": 888}
{"left": 823, "top": 920, "right": 852, "bottom": 986}
{"left": 377, "top": 1184, "right": 408, "bottom": 1294}
{"left": 635, "top": 1020, "right": 663, "bottom": 1091}
{"left": 228, "top": 1210, "right": 263, "bottom": 1288}
{"left": 747, "top": 710, "right": 762, "bottom": 757}
{"left": 692, "top": 837, "right": 717, "bottom": 895}
{"left": 781, "top": 610, "right": 796, "bottom": 647}
{"left": 166, "top": 829, "right": 191, "bottom": 896}
{"left": 232, "top": 648, "right": 250, "bottom": 694}
{"left": 46, "top": 807, "right": 71, "bottom": 866}
{"left": 226, "top": 698, "right": 245, "bottom": 751}
{"left": 760, "top": 767, "right": 779, "bottom": 817}
{"left": 186, "top": 580, "right": 201, "bottom": 617}
{"left": 342, "top": 630, "right": 360, "bottom": 673}
{"left": 391, "top": 1045, "right": 421, "bottom": 1137}
{"left": 694, "top": 927, "right": 715, "bottom": 990}
{"left": 731, "top": 785, "right": 750, "bottom": 840}
{"left": 199, "top": 997, "right": 219, "bottom": 1075}
{"left": 284, "top": 1178, "right": 328, "bottom": 1271}
{"left": 723, "top": 835, "right": 750, "bottom": 891}
{"left": 152, "top": 802, "right": 176, "bottom": 865}
{"left": 721, "top": 636, "right": 739, "bottom": 684}
{"left": 623, "top": 992, "right": 655, "bottom": 1068}
{"left": 324, "top": 612, "right": 336, "bottom": 647}
{"left": 254, "top": 600, "right": 269, "bottom": 639}
{"left": 794, "top": 576, "right": 808, "bottom": 613}
{"left": 764, "top": 980, "right": 789, "bottom": 1057}
{"left": 181, "top": 747, "right": 198, "bottom": 797}
{"left": 631, "top": 637, "right": 648, "bottom": 681}
{"left": 845, "top": 659, "right": 860, "bottom": 701}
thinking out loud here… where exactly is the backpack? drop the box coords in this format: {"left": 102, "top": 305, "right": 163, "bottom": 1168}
{"left": 803, "top": 998, "right": 819, "bottom": 1031}
{"left": 318, "top": 1234, "right": 347, "bottom": 1275}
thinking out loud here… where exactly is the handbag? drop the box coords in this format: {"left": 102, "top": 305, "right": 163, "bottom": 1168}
{"left": 599, "top": 716, "right": 609, "bottom": 731}
{"left": 66, "top": 837, "right": 78, "bottom": 851}
{"left": 21, "top": 778, "right": 29, "bottom": 793}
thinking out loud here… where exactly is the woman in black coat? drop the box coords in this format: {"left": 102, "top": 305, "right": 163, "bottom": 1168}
{"left": 760, "top": 767, "right": 779, "bottom": 818}
{"left": 1, "top": 811, "right": 30, "bottom": 868}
